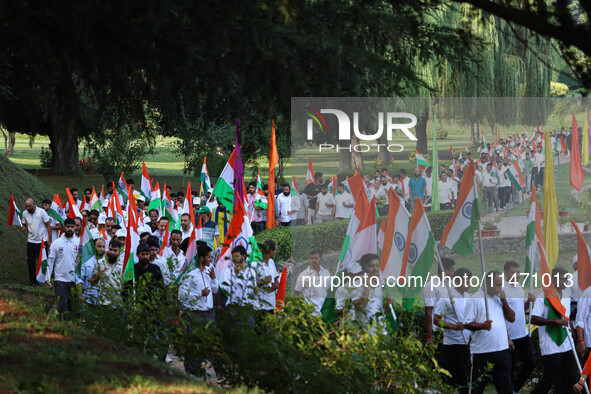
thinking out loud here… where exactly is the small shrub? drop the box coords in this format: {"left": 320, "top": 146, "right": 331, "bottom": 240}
{"left": 78, "top": 157, "right": 95, "bottom": 174}
{"left": 427, "top": 127, "right": 448, "bottom": 140}
{"left": 39, "top": 147, "right": 52, "bottom": 168}
{"left": 256, "top": 210, "right": 454, "bottom": 262}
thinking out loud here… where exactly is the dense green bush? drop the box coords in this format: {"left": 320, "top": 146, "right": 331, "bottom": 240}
{"left": 427, "top": 127, "right": 448, "bottom": 140}
{"left": 256, "top": 210, "right": 454, "bottom": 262}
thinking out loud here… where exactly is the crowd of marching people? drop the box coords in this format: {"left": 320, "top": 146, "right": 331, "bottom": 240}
{"left": 11, "top": 124, "right": 591, "bottom": 391}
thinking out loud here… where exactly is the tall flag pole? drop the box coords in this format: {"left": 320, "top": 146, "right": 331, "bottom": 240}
{"left": 475, "top": 174, "right": 490, "bottom": 320}
{"left": 572, "top": 112, "right": 585, "bottom": 191}
{"left": 431, "top": 116, "right": 440, "bottom": 211}
{"left": 584, "top": 110, "right": 590, "bottom": 167}
{"left": 544, "top": 130, "right": 559, "bottom": 269}
{"left": 234, "top": 119, "right": 245, "bottom": 207}
{"left": 267, "top": 119, "right": 279, "bottom": 230}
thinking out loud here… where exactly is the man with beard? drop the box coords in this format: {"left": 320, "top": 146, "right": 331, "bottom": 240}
{"left": 275, "top": 183, "right": 300, "bottom": 227}
{"left": 46, "top": 218, "right": 79, "bottom": 319}
{"left": 179, "top": 213, "right": 193, "bottom": 242}
{"left": 160, "top": 230, "right": 185, "bottom": 281}
{"left": 92, "top": 240, "right": 124, "bottom": 306}
{"left": 123, "top": 243, "right": 165, "bottom": 303}
{"left": 77, "top": 238, "right": 106, "bottom": 305}
{"left": 21, "top": 198, "right": 52, "bottom": 285}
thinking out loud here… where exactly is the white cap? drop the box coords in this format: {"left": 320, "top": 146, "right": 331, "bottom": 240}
{"left": 115, "top": 229, "right": 126, "bottom": 238}
{"left": 98, "top": 214, "right": 107, "bottom": 225}
{"left": 346, "top": 262, "right": 362, "bottom": 274}
{"left": 138, "top": 225, "right": 151, "bottom": 235}
{"left": 193, "top": 197, "right": 199, "bottom": 205}
{"left": 137, "top": 195, "right": 146, "bottom": 202}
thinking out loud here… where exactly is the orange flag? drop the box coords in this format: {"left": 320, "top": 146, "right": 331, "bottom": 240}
{"left": 572, "top": 218, "right": 591, "bottom": 293}
{"left": 275, "top": 267, "right": 287, "bottom": 311}
{"left": 571, "top": 111, "right": 584, "bottom": 191}
{"left": 266, "top": 119, "right": 279, "bottom": 229}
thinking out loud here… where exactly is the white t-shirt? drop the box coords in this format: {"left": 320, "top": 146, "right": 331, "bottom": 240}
{"left": 438, "top": 181, "right": 453, "bottom": 204}
{"left": 221, "top": 266, "right": 257, "bottom": 307}
{"left": 334, "top": 192, "right": 354, "bottom": 219}
{"left": 22, "top": 206, "right": 50, "bottom": 244}
{"left": 502, "top": 281, "right": 528, "bottom": 340}
{"left": 423, "top": 276, "right": 449, "bottom": 330}
{"left": 533, "top": 152, "right": 545, "bottom": 169}
{"left": 463, "top": 289, "right": 510, "bottom": 354}
{"left": 425, "top": 175, "right": 433, "bottom": 197}
{"left": 532, "top": 293, "right": 571, "bottom": 356}
{"left": 253, "top": 259, "right": 279, "bottom": 310}
{"left": 316, "top": 192, "right": 335, "bottom": 217}
{"left": 500, "top": 166, "right": 512, "bottom": 187}
{"left": 481, "top": 171, "right": 499, "bottom": 188}
{"left": 576, "top": 287, "right": 591, "bottom": 347}
{"left": 294, "top": 266, "right": 331, "bottom": 315}
{"left": 434, "top": 287, "right": 471, "bottom": 345}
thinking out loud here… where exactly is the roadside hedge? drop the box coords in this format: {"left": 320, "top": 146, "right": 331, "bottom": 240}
{"left": 255, "top": 210, "right": 454, "bottom": 262}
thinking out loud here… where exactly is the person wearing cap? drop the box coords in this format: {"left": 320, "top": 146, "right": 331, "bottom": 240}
{"left": 178, "top": 244, "right": 223, "bottom": 376}
{"left": 46, "top": 218, "right": 79, "bottom": 319}
{"left": 198, "top": 206, "right": 220, "bottom": 250}
{"left": 113, "top": 228, "right": 127, "bottom": 244}
{"left": 136, "top": 195, "right": 146, "bottom": 213}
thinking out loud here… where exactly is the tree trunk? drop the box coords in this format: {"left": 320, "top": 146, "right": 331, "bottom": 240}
{"left": 415, "top": 112, "right": 429, "bottom": 154}
{"left": 469, "top": 120, "right": 476, "bottom": 146}
{"left": 48, "top": 112, "right": 80, "bottom": 175}
{"left": 377, "top": 134, "right": 391, "bottom": 165}
{"left": 339, "top": 149, "right": 352, "bottom": 173}
{"left": 351, "top": 135, "right": 364, "bottom": 172}
{"left": 1, "top": 128, "right": 15, "bottom": 156}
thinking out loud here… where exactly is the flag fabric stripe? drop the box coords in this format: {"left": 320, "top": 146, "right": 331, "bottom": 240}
{"left": 212, "top": 149, "right": 236, "bottom": 211}
{"left": 141, "top": 162, "right": 152, "bottom": 200}
{"left": 543, "top": 131, "right": 559, "bottom": 270}
{"left": 571, "top": 112, "right": 584, "bottom": 191}
{"left": 440, "top": 160, "right": 479, "bottom": 257}
{"left": 8, "top": 195, "right": 22, "bottom": 226}
{"left": 380, "top": 189, "right": 410, "bottom": 280}
{"left": 36, "top": 238, "right": 48, "bottom": 283}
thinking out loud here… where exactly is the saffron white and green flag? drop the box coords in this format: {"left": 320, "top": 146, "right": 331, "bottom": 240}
{"left": 48, "top": 194, "right": 66, "bottom": 224}
{"left": 440, "top": 161, "right": 479, "bottom": 257}
{"left": 76, "top": 224, "right": 96, "bottom": 279}
{"left": 212, "top": 148, "right": 236, "bottom": 211}
{"left": 36, "top": 238, "right": 48, "bottom": 284}
{"left": 400, "top": 198, "right": 435, "bottom": 311}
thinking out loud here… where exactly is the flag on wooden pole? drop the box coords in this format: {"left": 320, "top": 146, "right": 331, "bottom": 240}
{"left": 267, "top": 119, "right": 279, "bottom": 230}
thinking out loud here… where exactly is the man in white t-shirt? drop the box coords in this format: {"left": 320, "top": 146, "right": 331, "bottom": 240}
{"left": 532, "top": 145, "right": 545, "bottom": 188}
{"left": 433, "top": 267, "right": 472, "bottom": 392}
{"left": 253, "top": 240, "right": 279, "bottom": 312}
{"left": 423, "top": 257, "right": 455, "bottom": 344}
{"left": 481, "top": 163, "right": 499, "bottom": 212}
{"left": 314, "top": 184, "right": 335, "bottom": 223}
{"left": 22, "top": 198, "right": 52, "bottom": 286}
{"left": 464, "top": 271, "right": 515, "bottom": 394}
{"left": 499, "top": 158, "right": 512, "bottom": 211}
{"left": 531, "top": 267, "right": 578, "bottom": 393}
{"left": 502, "top": 261, "right": 536, "bottom": 392}
{"left": 438, "top": 172, "right": 454, "bottom": 210}
{"left": 293, "top": 250, "right": 331, "bottom": 315}
{"left": 334, "top": 184, "right": 354, "bottom": 220}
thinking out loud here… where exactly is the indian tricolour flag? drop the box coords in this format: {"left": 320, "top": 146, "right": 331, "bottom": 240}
{"left": 89, "top": 187, "right": 102, "bottom": 211}
{"left": 141, "top": 162, "right": 152, "bottom": 201}
{"left": 215, "top": 196, "right": 261, "bottom": 277}
{"left": 48, "top": 194, "right": 65, "bottom": 225}
{"left": 212, "top": 148, "right": 237, "bottom": 211}
{"left": 505, "top": 160, "right": 525, "bottom": 191}
{"left": 118, "top": 172, "right": 129, "bottom": 199}
{"left": 36, "top": 238, "right": 48, "bottom": 283}
{"left": 524, "top": 187, "right": 542, "bottom": 287}
{"left": 75, "top": 224, "right": 96, "bottom": 279}
{"left": 440, "top": 160, "right": 479, "bottom": 257}
{"left": 253, "top": 171, "right": 267, "bottom": 210}
{"left": 380, "top": 189, "right": 410, "bottom": 280}
{"left": 306, "top": 157, "right": 315, "bottom": 185}
{"left": 121, "top": 209, "right": 140, "bottom": 283}
{"left": 200, "top": 157, "right": 212, "bottom": 195}
{"left": 291, "top": 176, "right": 300, "bottom": 196}
{"left": 415, "top": 150, "right": 429, "bottom": 171}
{"left": 162, "top": 184, "right": 178, "bottom": 229}
{"left": 148, "top": 182, "right": 162, "bottom": 218}
{"left": 327, "top": 175, "right": 338, "bottom": 196}
{"left": 400, "top": 198, "right": 435, "bottom": 311}
{"left": 338, "top": 188, "right": 377, "bottom": 273}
